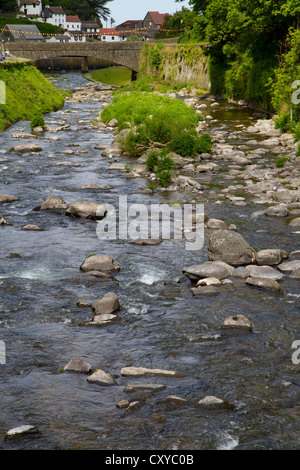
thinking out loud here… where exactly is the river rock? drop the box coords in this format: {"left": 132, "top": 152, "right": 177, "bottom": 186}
{"left": 87, "top": 369, "right": 116, "bottom": 385}
{"left": 77, "top": 298, "right": 91, "bottom": 307}
{"left": 0, "top": 194, "right": 19, "bottom": 204}
{"left": 131, "top": 238, "right": 162, "bottom": 245}
{"left": 66, "top": 201, "right": 107, "bottom": 220}
{"left": 206, "top": 218, "right": 228, "bottom": 229}
{"left": 35, "top": 195, "right": 67, "bottom": 211}
{"left": 197, "top": 396, "right": 235, "bottom": 410}
{"left": 183, "top": 261, "right": 234, "bottom": 281}
{"left": 124, "top": 383, "right": 166, "bottom": 393}
{"left": 265, "top": 205, "right": 289, "bottom": 217}
{"left": 5, "top": 425, "right": 39, "bottom": 440}
{"left": 86, "top": 313, "right": 119, "bottom": 326}
{"left": 246, "top": 277, "right": 282, "bottom": 292}
{"left": 255, "top": 249, "right": 288, "bottom": 266}
{"left": 91, "top": 293, "right": 119, "bottom": 314}
{"left": 278, "top": 260, "right": 300, "bottom": 273}
{"left": 191, "top": 285, "right": 220, "bottom": 296}
{"left": 21, "top": 224, "right": 43, "bottom": 231}
{"left": 208, "top": 230, "right": 256, "bottom": 266}
{"left": 196, "top": 277, "right": 221, "bottom": 286}
{"left": 290, "top": 269, "right": 300, "bottom": 279}
{"left": 157, "top": 395, "right": 188, "bottom": 407}
{"left": 80, "top": 255, "right": 120, "bottom": 273}
{"left": 116, "top": 400, "right": 130, "bottom": 409}
{"left": 245, "top": 265, "right": 283, "bottom": 280}
{"left": 289, "top": 218, "right": 300, "bottom": 227}
{"left": 121, "top": 366, "right": 181, "bottom": 378}
{"left": 10, "top": 144, "right": 42, "bottom": 153}
{"left": 221, "top": 315, "right": 253, "bottom": 332}
{"left": 63, "top": 357, "right": 92, "bottom": 373}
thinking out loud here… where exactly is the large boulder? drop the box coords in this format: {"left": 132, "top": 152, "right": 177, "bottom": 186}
{"left": 91, "top": 293, "right": 119, "bottom": 315}
{"left": 208, "top": 230, "right": 255, "bottom": 266}
{"left": 10, "top": 144, "right": 42, "bottom": 153}
{"left": 80, "top": 255, "right": 120, "bottom": 273}
{"left": 255, "top": 249, "right": 288, "bottom": 266}
{"left": 66, "top": 201, "right": 106, "bottom": 220}
{"left": 0, "top": 194, "right": 19, "bottom": 204}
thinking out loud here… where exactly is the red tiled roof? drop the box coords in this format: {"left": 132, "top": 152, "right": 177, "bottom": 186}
{"left": 148, "top": 11, "right": 167, "bottom": 26}
{"left": 47, "top": 6, "right": 66, "bottom": 14}
{"left": 100, "top": 28, "right": 119, "bottom": 35}
{"left": 66, "top": 15, "right": 81, "bottom": 22}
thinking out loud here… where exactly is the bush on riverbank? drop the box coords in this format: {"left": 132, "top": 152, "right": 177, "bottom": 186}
{"left": 0, "top": 62, "right": 67, "bottom": 130}
{"left": 101, "top": 91, "right": 209, "bottom": 158}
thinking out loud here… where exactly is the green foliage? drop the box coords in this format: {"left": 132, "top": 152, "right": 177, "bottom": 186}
{"left": 146, "top": 149, "right": 160, "bottom": 170}
{"left": 276, "top": 156, "right": 290, "bottom": 167}
{"left": 45, "top": 0, "right": 111, "bottom": 21}
{"left": 170, "top": 129, "right": 212, "bottom": 156}
{"left": 30, "top": 114, "right": 45, "bottom": 130}
{"left": 0, "top": 63, "right": 66, "bottom": 131}
{"left": 296, "top": 143, "right": 300, "bottom": 157}
{"left": 0, "top": 16, "right": 64, "bottom": 34}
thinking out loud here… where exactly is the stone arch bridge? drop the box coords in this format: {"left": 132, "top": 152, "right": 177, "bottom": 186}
{"left": 7, "top": 42, "right": 143, "bottom": 76}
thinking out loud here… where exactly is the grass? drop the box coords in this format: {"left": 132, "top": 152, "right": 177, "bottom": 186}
{"left": 0, "top": 62, "right": 68, "bottom": 130}
{"left": 90, "top": 66, "right": 132, "bottom": 87}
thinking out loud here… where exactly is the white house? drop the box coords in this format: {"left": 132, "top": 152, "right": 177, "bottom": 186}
{"left": 18, "top": 0, "right": 43, "bottom": 18}
{"left": 82, "top": 21, "right": 100, "bottom": 39}
{"left": 100, "top": 28, "right": 121, "bottom": 42}
{"left": 42, "top": 5, "right": 66, "bottom": 28}
{"left": 65, "top": 15, "right": 81, "bottom": 32}
{"left": 64, "top": 32, "right": 86, "bottom": 43}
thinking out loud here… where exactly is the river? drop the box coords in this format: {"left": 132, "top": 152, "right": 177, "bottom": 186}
{"left": 0, "top": 72, "right": 300, "bottom": 450}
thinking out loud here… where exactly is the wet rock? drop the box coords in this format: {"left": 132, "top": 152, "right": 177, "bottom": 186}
{"left": 246, "top": 277, "right": 282, "bottom": 292}
{"left": 278, "top": 260, "right": 300, "bottom": 273}
{"left": 66, "top": 201, "right": 107, "bottom": 220}
{"left": 124, "top": 383, "right": 166, "bottom": 393}
{"left": 87, "top": 369, "right": 116, "bottom": 385}
{"left": 109, "top": 163, "right": 126, "bottom": 171}
{"left": 35, "top": 195, "right": 67, "bottom": 211}
{"left": 183, "top": 261, "right": 234, "bottom": 281}
{"left": 221, "top": 314, "right": 253, "bottom": 332}
{"left": 131, "top": 238, "right": 162, "bottom": 245}
{"left": 63, "top": 357, "right": 92, "bottom": 373}
{"left": 157, "top": 395, "right": 188, "bottom": 407}
{"left": 0, "top": 194, "right": 19, "bottom": 204}
{"left": 255, "top": 249, "right": 288, "bottom": 266}
{"left": 208, "top": 229, "right": 256, "bottom": 266}
{"left": 116, "top": 400, "right": 130, "bottom": 409}
{"left": 10, "top": 144, "right": 42, "bottom": 153}
{"left": 76, "top": 299, "right": 91, "bottom": 308}
{"left": 265, "top": 205, "right": 289, "bottom": 217}
{"left": 5, "top": 425, "right": 39, "bottom": 440}
{"left": 80, "top": 183, "right": 113, "bottom": 190}
{"left": 290, "top": 269, "right": 300, "bottom": 279}
{"left": 196, "top": 277, "right": 221, "bottom": 286}
{"left": 91, "top": 293, "right": 119, "bottom": 315}
{"left": 197, "top": 396, "right": 234, "bottom": 410}
{"left": 289, "top": 218, "right": 300, "bottom": 227}
{"left": 80, "top": 255, "right": 120, "bottom": 273}
{"left": 121, "top": 367, "right": 181, "bottom": 378}
{"left": 86, "top": 313, "right": 119, "bottom": 326}
{"left": 191, "top": 285, "right": 220, "bottom": 296}
{"left": 206, "top": 218, "right": 228, "bottom": 229}
{"left": 108, "top": 118, "right": 118, "bottom": 127}
{"left": 82, "top": 270, "right": 110, "bottom": 279}
{"left": 21, "top": 224, "right": 43, "bottom": 231}
{"left": 245, "top": 265, "right": 283, "bottom": 280}
{"left": 232, "top": 267, "right": 248, "bottom": 278}
{"left": 0, "top": 217, "right": 13, "bottom": 226}
{"left": 125, "top": 401, "right": 141, "bottom": 414}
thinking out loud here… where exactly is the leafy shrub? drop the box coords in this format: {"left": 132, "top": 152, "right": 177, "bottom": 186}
{"left": 30, "top": 114, "right": 45, "bottom": 130}
{"left": 146, "top": 149, "right": 160, "bottom": 170}
{"left": 157, "top": 169, "right": 172, "bottom": 188}
{"left": 196, "top": 132, "right": 213, "bottom": 153}
{"left": 146, "top": 149, "right": 174, "bottom": 188}
{"left": 274, "top": 112, "right": 291, "bottom": 133}
{"left": 296, "top": 144, "right": 300, "bottom": 158}
{"left": 170, "top": 130, "right": 213, "bottom": 157}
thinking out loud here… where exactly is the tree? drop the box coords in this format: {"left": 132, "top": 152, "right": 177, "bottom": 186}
{"left": 46, "top": 0, "right": 112, "bottom": 21}
{"left": 0, "top": 0, "right": 18, "bottom": 14}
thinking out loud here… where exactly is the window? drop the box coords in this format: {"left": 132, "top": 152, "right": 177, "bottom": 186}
{"left": 103, "top": 36, "right": 106, "bottom": 40}
{"left": 112, "top": 36, "right": 114, "bottom": 40}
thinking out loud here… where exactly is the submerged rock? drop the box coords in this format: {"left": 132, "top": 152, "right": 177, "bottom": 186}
{"left": 265, "top": 205, "right": 289, "bottom": 217}
{"left": 5, "top": 425, "right": 39, "bottom": 440}
{"left": 197, "top": 396, "right": 234, "bottom": 410}
{"left": 0, "top": 194, "right": 19, "bottom": 204}
{"left": 35, "top": 195, "right": 67, "bottom": 211}
{"left": 221, "top": 315, "right": 253, "bottom": 332}
{"left": 245, "top": 265, "right": 283, "bottom": 280}
{"left": 208, "top": 230, "right": 256, "bottom": 266}
{"left": 183, "top": 261, "right": 234, "bottom": 281}
{"left": 121, "top": 366, "right": 181, "bottom": 378}
{"left": 191, "top": 285, "right": 220, "bottom": 296}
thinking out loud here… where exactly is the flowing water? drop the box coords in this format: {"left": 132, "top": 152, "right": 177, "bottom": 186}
{"left": 0, "top": 73, "right": 300, "bottom": 450}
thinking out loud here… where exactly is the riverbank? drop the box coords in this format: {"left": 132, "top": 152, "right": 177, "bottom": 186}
{"left": 0, "top": 62, "right": 68, "bottom": 131}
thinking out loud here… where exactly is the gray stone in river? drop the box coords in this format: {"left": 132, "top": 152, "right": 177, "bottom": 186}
{"left": 245, "top": 265, "right": 283, "bottom": 280}
{"left": 197, "top": 396, "right": 234, "bottom": 410}
{"left": 278, "top": 260, "right": 300, "bottom": 273}
{"left": 289, "top": 217, "right": 300, "bottom": 227}
{"left": 208, "top": 229, "right": 256, "bottom": 266}
{"left": 91, "top": 292, "right": 119, "bottom": 315}
{"left": 0, "top": 194, "right": 19, "bottom": 204}
{"left": 66, "top": 201, "right": 107, "bottom": 220}
{"left": 21, "top": 224, "right": 43, "bottom": 231}
{"left": 35, "top": 195, "right": 67, "bottom": 211}
{"left": 86, "top": 313, "right": 119, "bottom": 326}
{"left": 80, "top": 255, "right": 120, "bottom": 273}
{"left": 121, "top": 366, "right": 181, "bottom": 378}
{"left": 191, "top": 285, "right": 220, "bottom": 296}
{"left": 221, "top": 314, "right": 253, "bottom": 332}
{"left": 183, "top": 261, "right": 234, "bottom": 281}
{"left": 265, "top": 205, "right": 289, "bottom": 217}
{"left": 63, "top": 357, "right": 92, "bottom": 374}
{"left": 124, "top": 383, "right": 167, "bottom": 393}
{"left": 5, "top": 425, "right": 39, "bottom": 440}
{"left": 87, "top": 369, "right": 116, "bottom": 385}
{"left": 245, "top": 277, "right": 282, "bottom": 292}
{"left": 10, "top": 144, "right": 42, "bottom": 153}
{"left": 255, "top": 249, "right": 288, "bottom": 266}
